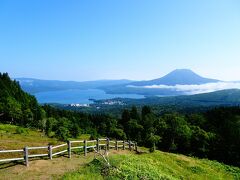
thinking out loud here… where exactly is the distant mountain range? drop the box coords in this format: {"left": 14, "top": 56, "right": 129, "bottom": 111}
{"left": 16, "top": 78, "right": 132, "bottom": 93}
{"left": 15, "top": 69, "right": 240, "bottom": 104}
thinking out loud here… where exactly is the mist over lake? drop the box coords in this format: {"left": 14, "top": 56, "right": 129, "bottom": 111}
{"left": 34, "top": 89, "right": 145, "bottom": 104}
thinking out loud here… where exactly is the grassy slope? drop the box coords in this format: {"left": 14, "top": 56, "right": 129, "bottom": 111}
{"left": 0, "top": 124, "right": 98, "bottom": 179}
{"left": 0, "top": 124, "right": 60, "bottom": 149}
{"left": 0, "top": 124, "right": 62, "bottom": 161}
{"left": 0, "top": 124, "right": 90, "bottom": 150}
{"left": 0, "top": 124, "right": 239, "bottom": 180}
{"left": 63, "top": 151, "right": 240, "bottom": 180}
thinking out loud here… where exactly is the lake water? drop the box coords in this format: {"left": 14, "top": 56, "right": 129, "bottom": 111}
{"left": 34, "top": 89, "right": 145, "bottom": 104}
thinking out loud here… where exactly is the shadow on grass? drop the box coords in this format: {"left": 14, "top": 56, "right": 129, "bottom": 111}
{"left": 0, "top": 161, "right": 22, "bottom": 169}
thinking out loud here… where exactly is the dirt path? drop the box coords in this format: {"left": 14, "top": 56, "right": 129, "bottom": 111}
{"left": 0, "top": 150, "right": 132, "bottom": 180}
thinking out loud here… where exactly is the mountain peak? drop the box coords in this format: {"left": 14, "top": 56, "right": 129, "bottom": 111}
{"left": 131, "top": 69, "right": 220, "bottom": 86}
{"left": 168, "top": 69, "right": 199, "bottom": 76}
{"left": 171, "top": 68, "right": 195, "bottom": 73}
{"left": 164, "top": 69, "right": 203, "bottom": 79}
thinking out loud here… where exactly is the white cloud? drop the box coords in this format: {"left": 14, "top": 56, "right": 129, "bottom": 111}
{"left": 127, "top": 82, "right": 240, "bottom": 95}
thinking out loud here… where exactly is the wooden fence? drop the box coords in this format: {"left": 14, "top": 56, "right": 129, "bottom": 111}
{"left": 0, "top": 138, "right": 137, "bottom": 167}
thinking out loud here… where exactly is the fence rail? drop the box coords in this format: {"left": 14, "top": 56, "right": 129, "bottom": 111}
{"left": 0, "top": 157, "right": 24, "bottom": 163}
{"left": 0, "top": 138, "right": 137, "bottom": 167}
{"left": 0, "top": 149, "right": 24, "bottom": 153}
{"left": 52, "top": 143, "right": 67, "bottom": 149}
{"left": 28, "top": 154, "right": 48, "bottom": 158}
{"left": 52, "top": 150, "right": 67, "bottom": 157}
{"left": 71, "top": 146, "right": 83, "bottom": 150}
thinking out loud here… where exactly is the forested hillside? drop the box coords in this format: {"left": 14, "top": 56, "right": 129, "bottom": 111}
{"left": 0, "top": 73, "right": 44, "bottom": 127}
{"left": 0, "top": 73, "right": 239, "bottom": 167}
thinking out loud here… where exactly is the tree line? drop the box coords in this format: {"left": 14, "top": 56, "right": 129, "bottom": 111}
{"left": 0, "top": 73, "right": 239, "bottom": 166}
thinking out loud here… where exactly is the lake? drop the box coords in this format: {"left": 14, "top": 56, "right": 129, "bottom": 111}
{"left": 34, "top": 89, "right": 145, "bottom": 104}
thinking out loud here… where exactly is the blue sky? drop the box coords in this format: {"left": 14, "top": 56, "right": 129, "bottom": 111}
{"left": 0, "top": 0, "right": 240, "bottom": 81}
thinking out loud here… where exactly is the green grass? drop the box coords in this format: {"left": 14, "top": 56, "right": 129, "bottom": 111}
{"left": 0, "top": 124, "right": 60, "bottom": 149}
{"left": 60, "top": 159, "right": 104, "bottom": 180}
{"left": 63, "top": 150, "right": 240, "bottom": 180}
{"left": 0, "top": 123, "right": 62, "bottom": 160}
{"left": 0, "top": 124, "right": 93, "bottom": 150}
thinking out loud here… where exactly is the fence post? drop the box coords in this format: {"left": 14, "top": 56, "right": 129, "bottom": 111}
{"left": 123, "top": 140, "right": 125, "bottom": 150}
{"left": 106, "top": 138, "right": 110, "bottom": 151}
{"left": 67, "top": 140, "right": 71, "bottom": 159}
{"left": 24, "top": 146, "right": 29, "bottom": 167}
{"left": 115, "top": 140, "right": 118, "bottom": 150}
{"left": 96, "top": 138, "right": 99, "bottom": 152}
{"left": 48, "top": 144, "right": 52, "bottom": 160}
{"left": 84, "top": 140, "right": 87, "bottom": 156}
{"left": 128, "top": 140, "right": 131, "bottom": 151}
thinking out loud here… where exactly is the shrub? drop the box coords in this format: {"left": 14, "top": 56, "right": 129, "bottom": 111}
{"left": 15, "top": 127, "right": 28, "bottom": 135}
